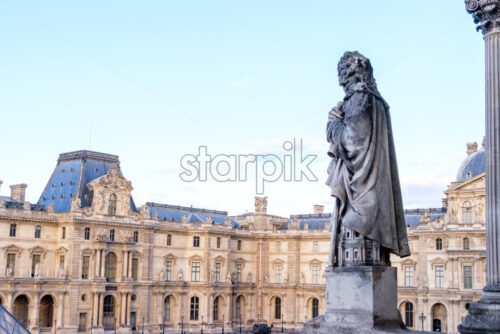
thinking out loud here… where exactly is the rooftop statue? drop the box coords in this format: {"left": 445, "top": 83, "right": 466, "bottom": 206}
{"left": 326, "top": 51, "right": 410, "bottom": 267}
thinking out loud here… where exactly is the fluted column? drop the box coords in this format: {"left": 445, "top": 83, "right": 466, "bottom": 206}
{"left": 460, "top": 1, "right": 500, "bottom": 333}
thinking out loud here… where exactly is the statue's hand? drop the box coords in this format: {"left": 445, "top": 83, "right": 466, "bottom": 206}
{"left": 328, "top": 101, "right": 345, "bottom": 121}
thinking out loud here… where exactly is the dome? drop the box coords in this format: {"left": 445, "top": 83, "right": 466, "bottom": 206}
{"left": 456, "top": 148, "right": 485, "bottom": 183}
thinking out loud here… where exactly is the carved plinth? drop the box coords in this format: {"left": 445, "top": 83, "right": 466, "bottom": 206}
{"left": 301, "top": 266, "right": 424, "bottom": 334}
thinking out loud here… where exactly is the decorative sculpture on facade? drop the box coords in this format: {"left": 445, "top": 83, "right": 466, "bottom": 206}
{"left": 326, "top": 51, "right": 410, "bottom": 267}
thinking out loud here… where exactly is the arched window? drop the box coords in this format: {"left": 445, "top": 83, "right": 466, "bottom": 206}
{"left": 84, "top": 227, "right": 90, "bottom": 240}
{"left": 108, "top": 194, "right": 117, "bottom": 215}
{"left": 167, "top": 234, "right": 172, "bottom": 246}
{"left": 190, "top": 296, "right": 199, "bottom": 320}
{"left": 13, "top": 295, "right": 29, "bottom": 328}
{"left": 35, "top": 225, "right": 41, "bottom": 239}
{"left": 462, "top": 201, "right": 473, "bottom": 224}
{"left": 10, "top": 224, "right": 16, "bottom": 237}
{"left": 464, "top": 237, "right": 470, "bottom": 250}
{"left": 104, "top": 252, "right": 117, "bottom": 282}
{"left": 235, "top": 296, "right": 242, "bottom": 319}
{"left": 404, "top": 302, "right": 414, "bottom": 328}
{"left": 133, "top": 231, "right": 139, "bottom": 243}
{"left": 109, "top": 229, "right": 115, "bottom": 241}
{"left": 312, "top": 298, "right": 319, "bottom": 318}
{"left": 436, "top": 238, "right": 443, "bottom": 250}
{"left": 193, "top": 236, "right": 200, "bottom": 247}
{"left": 39, "top": 295, "right": 54, "bottom": 328}
{"left": 163, "top": 296, "right": 171, "bottom": 321}
{"left": 213, "top": 296, "right": 220, "bottom": 321}
{"left": 274, "top": 297, "right": 282, "bottom": 319}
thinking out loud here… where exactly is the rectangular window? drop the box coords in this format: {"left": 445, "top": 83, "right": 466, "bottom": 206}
{"left": 275, "top": 264, "right": 282, "bottom": 283}
{"left": 133, "top": 231, "right": 139, "bottom": 243}
{"left": 191, "top": 262, "right": 200, "bottom": 281}
{"left": 405, "top": 266, "right": 414, "bottom": 287}
{"left": 215, "top": 263, "right": 221, "bottom": 282}
{"left": 7, "top": 253, "right": 15, "bottom": 274}
{"left": 82, "top": 256, "right": 90, "bottom": 279}
{"left": 60, "top": 255, "right": 65, "bottom": 269}
{"left": 193, "top": 236, "right": 200, "bottom": 247}
{"left": 34, "top": 225, "right": 41, "bottom": 239}
{"left": 9, "top": 224, "right": 16, "bottom": 237}
{"left": 464, "top": 265, "right": 473, "bottom": 289}
{"left": 31, "top": 254, "right": 40, "bottom": 277}
{"left": 165, "top": 261, "right": 171, "bottom": 281}
{"left": 217, "top": 237, "right": 221, "bottom": 248}
{"left": 435, "top": 265, "right": 444, "bottom": 288}
{"left": 62, "top": 227, "right": 66, "bottom": 239}
{"left": 236, "top": 264, "right": 242, "bottom": 282}
{"left": 237, "top": 240, "right": 242, "bottom": 251}
{"left": 277, "top": 241, "right": 281, "bottom": 252}
{"left": 167, "top": 234, "right": 171, "bottom": 246}
{"left": 312, "top": 265, "right": 319, "bottom": 284}
{"left": 84, "top": 227, "right": 90, "bottom": 240}
{"left": 132, "top": 258, "right": 139, "bottom": 280}
{"left": 313, "top": 241, "right": 319, "bottom": 252}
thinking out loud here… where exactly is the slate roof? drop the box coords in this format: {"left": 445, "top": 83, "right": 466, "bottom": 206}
{"left": 147, "top": 202, "right": 241, "bottom": 228}
{"left": 282, "top": 208, "right": 446, "bottom": 230}
{"left": 37, "top": 150, "right": 137, "bottom": 213}
{"left": 403, "top": 208, "right": 447, "bottom": 227}
{"left": 456, "top": 148, "right": 486, "bottom": 183}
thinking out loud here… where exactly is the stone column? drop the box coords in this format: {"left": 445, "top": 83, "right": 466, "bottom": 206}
{"left": 95, "top": 249, "right": 101, "bottom": 277}
{"left": 100, "top": 251, "right": 106, "bottom": 278}
{"left": 98, "top": 293, "right": 104, "bottom": 326}
{"left": 460, "top": 2, "right": 500, "bottom": 333}
{"left": 93, "top": 293, "right": 99, "bottom": 326}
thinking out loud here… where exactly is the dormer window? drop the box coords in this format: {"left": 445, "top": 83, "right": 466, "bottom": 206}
{"left": 108, "top": 194, "right": 117, "bottom": 216}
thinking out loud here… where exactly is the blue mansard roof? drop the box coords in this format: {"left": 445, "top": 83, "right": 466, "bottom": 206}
{"left": 37, "top": 150, "right": 137, "bottom": 213}
{"left": 282, "top": 208, "right": 446, "bottom": 230}
{"left": 146, "top": 202, "right": 241, "bottom": 228}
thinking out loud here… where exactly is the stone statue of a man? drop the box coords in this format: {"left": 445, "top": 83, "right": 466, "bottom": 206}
{"left": 326, "top": 51, "right": 410, "bottom": 266}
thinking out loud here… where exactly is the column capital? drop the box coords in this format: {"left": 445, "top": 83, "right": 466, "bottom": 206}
{"left": 466, "top": 0, "right": 500, "bottom": 35}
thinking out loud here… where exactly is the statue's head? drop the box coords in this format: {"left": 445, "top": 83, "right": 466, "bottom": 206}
{"left": 337, "top": 51, "right": 377, "bottom": 93}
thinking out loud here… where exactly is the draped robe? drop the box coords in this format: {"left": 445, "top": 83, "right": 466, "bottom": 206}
{"left": 326, "top": 88, "right": 410, "bottom": 257}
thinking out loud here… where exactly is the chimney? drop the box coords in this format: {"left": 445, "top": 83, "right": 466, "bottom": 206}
{"left": 466, "top": 142, "right": 478, "bottom": 156}
{"left": 10, "top": 184, "right": 27, "bottom": 203}
{"left": 313, "top": 205, "right": 324, "bottom": 214}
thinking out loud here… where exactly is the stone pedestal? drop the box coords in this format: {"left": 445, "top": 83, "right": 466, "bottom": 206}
{"left": 302, "top": 266, "right": 424, "bottom": 334}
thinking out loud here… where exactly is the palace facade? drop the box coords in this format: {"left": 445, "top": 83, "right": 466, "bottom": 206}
{"left": 0, "top": 142, "right": 487, "bottom": 334}
{"left": 392, "top": 142, "right": 487, "bottom": 333}
{"left": 0, "top": 150, "right": 329, "bottom": 334}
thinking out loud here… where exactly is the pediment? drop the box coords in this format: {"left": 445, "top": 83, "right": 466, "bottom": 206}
{"left": 234, "top": 257, "right": 246, "bottom": 264}
{"left": 214, "top": 255, "right": 226, "bottom": 263}
{"left": 29, "top": 246, "right": 45, "bottom": 254}
{"left": 401, "top": 258, "right": 417, "bottom": 267}
{"left": 431, "top": 257, "right": 447, "bottom": 269}
{"left": 56, "top": 246, "right": 68, "bottom": 254}
{"left": 454, "top": 174, "right": 485, "bottom": 191}
{"left": 3, "top": 244, "right": 21, "bottom": 253}
{"left": 81, "top": 248, "right": 94, "bottom": 256}
{"left": 188, "top": 255, "right": 203, "bottom": 263}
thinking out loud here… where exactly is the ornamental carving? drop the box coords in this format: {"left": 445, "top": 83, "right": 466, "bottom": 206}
{"left": 466, "top": 0, "right": 500, "bottom": 34}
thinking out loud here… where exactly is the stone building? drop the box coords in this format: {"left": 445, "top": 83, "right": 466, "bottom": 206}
{"left": 392, "top": 142, "right": 487, "bottom": 333}
{"left": 0, "top": 150, "right": 329, "bottom": 333}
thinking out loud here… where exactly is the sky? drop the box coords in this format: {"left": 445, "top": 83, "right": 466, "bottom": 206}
{"left": 0, "top": 1, "right": 486, "bottom": 217}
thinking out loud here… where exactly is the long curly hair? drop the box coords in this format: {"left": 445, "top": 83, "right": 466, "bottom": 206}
{"left": 337, "top": 51, "right": 379, "bottom": 94}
